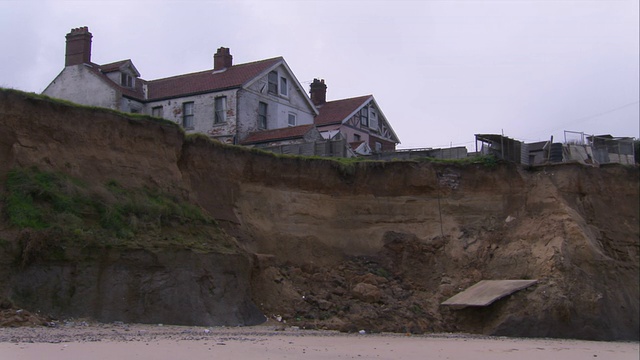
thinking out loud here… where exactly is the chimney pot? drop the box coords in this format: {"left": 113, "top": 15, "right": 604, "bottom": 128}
{"left": 65, "top": 26, "right": 92, "bottom": 66}
{"left": 310, "top": 78, "right": 327, "bottom": 106}
{"left": 214, "top": 47, "right": 233, "bottom": 70}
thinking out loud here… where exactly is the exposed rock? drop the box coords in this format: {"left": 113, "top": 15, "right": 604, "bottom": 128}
{"left": 351, "top": 283, "right": 382, "bottom": 303}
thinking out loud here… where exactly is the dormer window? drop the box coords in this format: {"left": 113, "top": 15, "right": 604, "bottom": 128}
{"left": 121, "top": 73, "right": 133, "bottom": 88}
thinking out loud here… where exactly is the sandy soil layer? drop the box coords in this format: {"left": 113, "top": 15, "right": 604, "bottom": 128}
{"left": 0, "top": 322, "right": 637, "bottom": 360}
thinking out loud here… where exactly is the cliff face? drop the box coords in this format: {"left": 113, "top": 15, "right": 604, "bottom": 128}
{"left": 0, "top": 90, "right": 638, "bottom": 340}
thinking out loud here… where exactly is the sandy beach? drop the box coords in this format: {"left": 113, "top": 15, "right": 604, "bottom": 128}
{"left": 0, "top": 322, "right": 637, "bottom": 360}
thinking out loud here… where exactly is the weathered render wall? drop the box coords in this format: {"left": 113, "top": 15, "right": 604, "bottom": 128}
{"left": 42, "top": 65, "right": 119, "bottom": 110}
{"left": 238, "top": 63, "right": 315, "bottom": 140}
{"left": 144, "top": 89, "right": 239, "bottom": 142}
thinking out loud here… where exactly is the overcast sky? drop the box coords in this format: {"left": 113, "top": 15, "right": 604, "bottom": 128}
{"left": 1, "top": 0, "right": 638, "bottom": 150}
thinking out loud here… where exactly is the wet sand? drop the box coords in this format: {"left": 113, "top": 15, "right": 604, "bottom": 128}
{"left": 0, "top": 322, "right": 637, "bottom": 360}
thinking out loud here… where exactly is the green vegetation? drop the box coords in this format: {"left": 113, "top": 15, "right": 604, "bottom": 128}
{"left": 0, "top": 87, "right": 181, "bottom": 130}
{"left": 374, "top": 267, "right": 391, "bottom": 279}
{"left": 182, "top": 125, "right": 502, "bottom": 177}
{"left": 412, "top": 154, "right": 500, "bottom": 167}
{"left": 3, "top": 167, "right": 238, "bottom": 263}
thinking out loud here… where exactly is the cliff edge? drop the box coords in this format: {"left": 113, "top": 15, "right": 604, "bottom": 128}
{"left": 0, "top": 89, "right": 638, "bottom": 340}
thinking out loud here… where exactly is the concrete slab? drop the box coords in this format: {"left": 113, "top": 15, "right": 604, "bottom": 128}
{"left": 441, "top": 280, "right": 538, "bottom": 308}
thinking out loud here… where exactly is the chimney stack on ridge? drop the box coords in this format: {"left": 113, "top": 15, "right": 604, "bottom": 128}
{"left": 214, "top": 47, "right": 233, "bottom": 70}
{"left": 310, "top": 78, "right": 327, "bottom": 106}
{"left": 65, "top": 27, "right": 92, "bottom": 66}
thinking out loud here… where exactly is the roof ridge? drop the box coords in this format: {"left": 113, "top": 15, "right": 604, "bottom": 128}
{"left": 325, "top": 94, "right": 372, "bottom": 103}
{"left": 146, "top": 56, "right": 283, "bottom": 84}
{"left": 100, "top": 59, "right": 132, "bottom": 67}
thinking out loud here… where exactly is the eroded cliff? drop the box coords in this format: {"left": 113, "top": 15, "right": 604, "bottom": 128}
{"left": 0, "top": 89, "right": 638, "bottom": 340}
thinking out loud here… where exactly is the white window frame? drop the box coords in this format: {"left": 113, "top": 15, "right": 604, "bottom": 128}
{"left": 183, "top": 102, "right": 194, "bottom": 128}
{"left": 121, "top": 73, "right": 133, "bottom": 88}
{"left": 288, "top": 112, "right": 296, "bottom": 127}
{"left": 214, "top": 96, "right": 226, "bottom": 124}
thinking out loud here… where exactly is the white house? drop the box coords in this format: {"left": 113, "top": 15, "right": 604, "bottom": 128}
{"left": 43, "top": 27, "right": 318, "bottom": 144}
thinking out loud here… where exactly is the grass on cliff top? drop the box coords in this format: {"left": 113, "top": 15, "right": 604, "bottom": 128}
{"left": 0, "top": 87, "right": 181, "bottom": 131}
{"left": 184, "top": 133, "right": 501, "bottom": 182}
{"left": 2, "top": 167, "right": 239, "bottom": 261}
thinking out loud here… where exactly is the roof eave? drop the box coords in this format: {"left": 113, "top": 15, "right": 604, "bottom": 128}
{"left": 368, "top": 97, "right": 401, "bottom": 143}
{"left": 146, "top": 85, "right": 241, "bottom": 103}
{"left": 242, "top": 58, "right": 319, "bottom": 116}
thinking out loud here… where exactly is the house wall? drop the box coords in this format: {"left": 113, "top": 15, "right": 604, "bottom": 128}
{"left": 336, "top": 126, "right": 361, "bottom": 143}
{"left": 42, "top": 65, "right": 119, "bottom": 109}
{"left": 236, "top": 64, "right": 315, "bottom": 142}
{"left": 340, "top": 101, "right": 397, "bottom": 152}
{"left": 105, "top": 72, "right": 120, "bottom": 85}
{"left": 120, "top": 98, "right": 144, "bottom": 114}
{"left": 369, "top": 135, "right": 396, "bottom": 153}
{"left": 44, "top": 63, "right": 315, "bottom": 145}
{"left": 145, "top": 89, "right": 239, "bottom": 143}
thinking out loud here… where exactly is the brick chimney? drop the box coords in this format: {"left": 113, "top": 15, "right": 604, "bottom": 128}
{"left": 65, "top": 27, "right": 93, "bottom": 66}
{"left": 214, "top": 47, "right": 233, "bottom": 70}
{"left": 310, "top": 78, "right": 327, "bottom": 106}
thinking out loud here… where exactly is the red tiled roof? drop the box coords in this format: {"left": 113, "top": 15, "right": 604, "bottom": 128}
{"left": 99, "top": 59, "right": 131, "bottom": 73}
{"left": 146, "top": 57, "right": 283, "bottom": 100}
{"left": 314, "top": 95, "right": 372, "bottom": 126}
{"left": 86, "top": 57, "right": 282, "bottom": 102}
{"left": 241, "top": 124, "right": 314, "bottom": 145}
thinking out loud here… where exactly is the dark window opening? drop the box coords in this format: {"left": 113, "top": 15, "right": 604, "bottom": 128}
{"left": 258, "top": 102, "right": 268, "bottom": 129}
{"left": 268, "top": 71, "right": 278, "bottom": 94}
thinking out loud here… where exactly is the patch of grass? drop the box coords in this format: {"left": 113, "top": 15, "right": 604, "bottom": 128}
{"left": 414, "top": 155, "right": 500, "bottom": 168}
{"left": 0, "top": 88, "right": 182, "bottom": 132}
{"left": 3, "top": 167, "right": 237, "bottom": 262}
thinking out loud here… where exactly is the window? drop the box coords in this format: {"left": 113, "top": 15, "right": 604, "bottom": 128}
{"left": 183, "top": 102, "right": 194, "bottom": 128}
{"left": 354, "top": 134, "right": 361, "bottom": 142}
{"left": 375, "top": 142, "right": 383, "bottom": 153}
{"left": 280, "top": 77, "right": 288, "bottom": 96}
{"left": 121, "top": 73, "right": 133, "bottom": 87}
{"left": 268, "top": 71, "right": 278, "bottom": 94}
{"left": 258, "top": 102, "right": 268, "bottom": 129}
{"left": 288, "top": 113, "right": 296, "bottom": 126}
{"left": 214, "top": 96, "right": 226, "bottom": 124}
{"left": 152, "top": 106, "right": 163, "bottom": 118}
{"left": 360, "top": 107, "right": 369, "bottom": 127}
